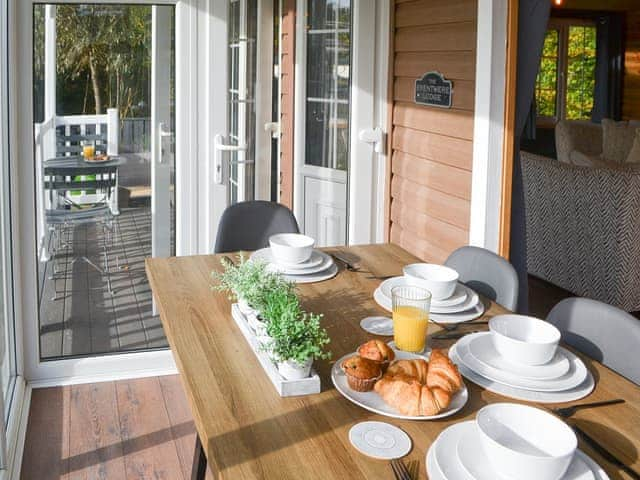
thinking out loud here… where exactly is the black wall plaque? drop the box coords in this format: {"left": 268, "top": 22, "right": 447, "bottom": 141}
{"left": 415, "top": 71, "right": 453, "bottom": 108}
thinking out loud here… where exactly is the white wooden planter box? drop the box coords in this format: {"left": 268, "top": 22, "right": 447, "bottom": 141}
{"left": 230, "top": 304, "right": 321, "bottom": 397}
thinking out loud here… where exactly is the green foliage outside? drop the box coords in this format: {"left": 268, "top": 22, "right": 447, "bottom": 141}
{"left": 536, "top": 25, "right": 597, "bottom": 120}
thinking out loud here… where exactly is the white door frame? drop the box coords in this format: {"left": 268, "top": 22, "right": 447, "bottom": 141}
{"left": 293, "top": 0, "right": 388, "bottom": 246}
{"left": 10, "top": 0, "right": 207, "bottom": 384}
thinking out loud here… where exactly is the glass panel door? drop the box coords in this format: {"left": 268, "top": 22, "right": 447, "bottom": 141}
{"left": 32, "top": 4, "right": 175, "bottom": 360}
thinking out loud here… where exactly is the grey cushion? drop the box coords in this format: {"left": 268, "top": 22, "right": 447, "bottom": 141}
{"left": 445, "top": 246, "right": 519, "bottom": 311}
{"left": 547, "top": 297, "right": 640, "bottom": 385}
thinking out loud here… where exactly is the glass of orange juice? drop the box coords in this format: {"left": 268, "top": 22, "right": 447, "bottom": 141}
{"left": 392, "top": 286, "right": 431, "bottom": 353}
{"left": 82, "top": 141, "right": 95, "bottom": 160}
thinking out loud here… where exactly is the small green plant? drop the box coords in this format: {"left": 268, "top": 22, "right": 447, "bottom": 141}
{"left": 267, "top": 305, "right": 331, "bottom": 365}
{"left": 258, "top": 282, "right": 299, "bottom": 324}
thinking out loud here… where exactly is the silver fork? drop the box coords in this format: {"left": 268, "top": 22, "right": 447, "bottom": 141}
{"left": 390, "top": 458, "right": 411, "bottom": 480}
{"left": 431, "top": 319, "right": 488, "bottom": 332}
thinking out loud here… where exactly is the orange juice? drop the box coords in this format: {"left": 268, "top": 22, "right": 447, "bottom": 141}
{"left": 393, "top": 305, "right": 429, "bottom": 352}
{"left": 83, "top": 144, "right": 95, "bottom": 159}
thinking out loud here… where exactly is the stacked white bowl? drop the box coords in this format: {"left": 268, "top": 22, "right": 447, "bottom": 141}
{"left": 489, "top": 315, "right": 561, "bottom": 366}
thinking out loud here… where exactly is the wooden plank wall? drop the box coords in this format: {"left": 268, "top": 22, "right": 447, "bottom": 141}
{"left": 279, "top": 0, "right": 296, "bottom": 208}
{"left": 388, "top": 0, "right": 477, "bottom": 263}
{"left": 623, "top": 10, "right": 640, "bottom": 120}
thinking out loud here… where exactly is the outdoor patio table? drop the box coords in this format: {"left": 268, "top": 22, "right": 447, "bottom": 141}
{"left": 44, "top": 155, "right": 124, "bottom": 214}
{"left": 146, "top": 244, "right": 640, "bottom": 480}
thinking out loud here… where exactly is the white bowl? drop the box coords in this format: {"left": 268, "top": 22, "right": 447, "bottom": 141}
{"left": 489, "top": 315, "right": 561, "bottom": 366}
{"left": 269, "top": 233, "right": 315, "bottom": 264}
{"left": 402, "top": 264, "right": 459, "bottom": 300}
{"left": 477, "top": 403, "right": 577, "bottom": 480}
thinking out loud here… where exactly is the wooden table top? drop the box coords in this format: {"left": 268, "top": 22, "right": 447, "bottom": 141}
{"left": 146, "top": 244, "right": 640, "bottom": 480}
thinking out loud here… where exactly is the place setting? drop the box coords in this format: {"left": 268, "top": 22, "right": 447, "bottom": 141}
{"left": 449, "top": 314, "right": 596, "bottom": 403}
{"left": 373, "top": 263, "right": 485, "bottom": 324}
{"left": 249, "top": 233, "right": 338, "bottom": 283}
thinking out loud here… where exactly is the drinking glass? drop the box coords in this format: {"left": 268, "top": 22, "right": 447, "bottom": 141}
{"left": 392, "top": 285, "right": 431, "bottom": 353}
{"left": 82, "top": 140, "right": 95, "bottom": 160}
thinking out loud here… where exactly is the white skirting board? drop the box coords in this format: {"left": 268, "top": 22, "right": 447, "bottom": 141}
{"left": 230, "top": 304, "right": 321, "bottom": 397}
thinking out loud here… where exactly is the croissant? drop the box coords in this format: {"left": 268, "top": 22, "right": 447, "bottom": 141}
{"left": 426, "top": 349, "right": 463, "bottom": 394}
{"left": 386, "top": 359, "right": 429, "bottom": 383}
{"left": 374, "top": 374, "right": 452, "bottom": 416}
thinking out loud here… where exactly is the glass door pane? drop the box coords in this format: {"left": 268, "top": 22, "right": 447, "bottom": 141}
{"left": 32, "top": 4, "right": 175, "bottom": 360}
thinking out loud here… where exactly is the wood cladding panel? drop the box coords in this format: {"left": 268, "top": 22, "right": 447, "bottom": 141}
{"left": 623, "top": 10, "right": 640, "bottom": 120}
{"left": 279, "top": 0, "right": 296, "bottom": 208}
{"left": 388, "top": 0, "right": 477, "bottom": 260}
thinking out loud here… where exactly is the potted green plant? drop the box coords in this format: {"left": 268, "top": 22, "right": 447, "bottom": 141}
{"left": 253, "top": 281, "right": 299, "bottom": 346}
{"left": 267, "top": 306, "right": 331, "bottom": 380}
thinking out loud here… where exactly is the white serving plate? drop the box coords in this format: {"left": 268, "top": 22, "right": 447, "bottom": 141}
{"left": 469, "top": 332, "right": 571, "bottom": 380}
{"left": 331, "top": 348, "right": 468, "bottom": 421}
{"left": 378, "top": 277, "right": 471, "bottom": 311}
{"left": 449, "top": 343, "right": 595, "bottom": 403}
{"left": 457, "top": 333, "right": 587, "bottom": 391}
{"left": 281, "top": 262, "right": 338, "bottom": 284}
{"left": 427, "top": 421, "right": 609, "bottom": 480}
{"left": 250, "top": 248, "right": 330, "bottom": 273}
{"left": 373, "top": 287, "right": 485, "bottom": 323}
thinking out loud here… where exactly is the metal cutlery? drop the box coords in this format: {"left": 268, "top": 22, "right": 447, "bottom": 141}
{"left": 331, "top": 253, "right": 359, "bottom": 272}
{"left": 551, "top": 399, "right": 625, "bottom": 418}
{"left": 390, "top": 458, "right": 412, "bottom": 480}
{"left": 572, "top": 424, "right": 640, "bottom": 480}
{"left": 431, "top": 320, "right": 488, "bottom": 332}
{"left": 431, "top": 330, "right": 482, "bottom": 340}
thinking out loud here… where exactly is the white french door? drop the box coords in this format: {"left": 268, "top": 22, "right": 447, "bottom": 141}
{"left": 293, "top": 0, "right": 380, "bottom": 247}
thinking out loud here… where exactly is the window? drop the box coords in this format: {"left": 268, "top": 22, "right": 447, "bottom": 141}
{"left": 536, "top": 20, "right": 596, "bottom": 122}
{"left": 304, "top": 0, "right": 351, "bottom": 171}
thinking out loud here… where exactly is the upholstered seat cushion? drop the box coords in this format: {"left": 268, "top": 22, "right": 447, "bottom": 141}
{"left": 602, "top": 119, "right": 640, "bottom": 163}
{"left": 626, "top": 128, "right": 640, "bottom": 165}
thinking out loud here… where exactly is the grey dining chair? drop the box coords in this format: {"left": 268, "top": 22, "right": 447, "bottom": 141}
{"left": 547, "top": 297, "right": 640, "bottom": 385}
{"left": 214, "top": 201, "right": 300, "bottom": 254}
{"left": 444, "top": 246, "right": 519, "bottom": 311}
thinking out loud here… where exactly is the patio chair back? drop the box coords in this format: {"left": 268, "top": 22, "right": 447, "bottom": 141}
{"left": 214, "top": 201, "right": 300, "bottom": 254}
{"left": 547, "top": 297, "right": 640, "bottom": 385}
{"left": 444, "top": 246, "right": 519, "bottom": 311}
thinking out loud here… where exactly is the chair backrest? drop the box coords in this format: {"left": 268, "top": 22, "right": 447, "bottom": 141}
{"left": 444, "top": 246, "right": 519, "bottom": 311}
{"left": 214, "top": 201, "right": 300, "bottom": 253}
{"left": 547, "top": 297, "right": 640, "bottom": 385}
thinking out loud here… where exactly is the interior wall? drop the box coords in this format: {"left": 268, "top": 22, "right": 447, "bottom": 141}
{"left": 387, "top": 0, "right": 477, "bottom": 263}
{"left": 623, "top": 10, "right": 640, "bottom": 120}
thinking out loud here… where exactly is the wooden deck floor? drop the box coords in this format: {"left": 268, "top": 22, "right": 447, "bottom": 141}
{"left": 21, "top": 375, "right": 213, "bottom": 480}
{"left": 39, "top": 207, "right": 170, "bottom": 359}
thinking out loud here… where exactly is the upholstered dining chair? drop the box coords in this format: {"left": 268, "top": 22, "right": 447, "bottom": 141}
{"left": 444, "top": 246, "right": 519, "bottom": 311}
{"left": 214, "top": 201, "right": 300, "bottom": 253}
{"left": 547, "top": 298, "right": 640, "bottom": 385}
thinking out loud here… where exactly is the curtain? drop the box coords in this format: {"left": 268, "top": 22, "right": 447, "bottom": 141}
{"left": 510, "top": 0, "right": 551, "bottom": 313}
{"left": 592, "top": 13, "right": 624, "bottom": 122}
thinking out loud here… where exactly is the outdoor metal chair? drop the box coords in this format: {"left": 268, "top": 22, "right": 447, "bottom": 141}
{"left": 444, "top": 246, "right": 519, "bottom": 311}
{"left": 214, "top": 201, "right": 300, "bottom": 253}
{"left": 547, "top": 297, "right": 640, "bottom": 385}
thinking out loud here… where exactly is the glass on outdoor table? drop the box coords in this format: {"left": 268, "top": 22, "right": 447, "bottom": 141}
{"left": 392, "top": 285, "right": 431, "bottom": 353}
{"left": 82, "top": 140, "right": 95, "bottom": 160}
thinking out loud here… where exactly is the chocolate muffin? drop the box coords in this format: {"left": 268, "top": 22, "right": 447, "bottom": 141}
{"left": 341, "top": 355, "right": 382, "bottom": 392}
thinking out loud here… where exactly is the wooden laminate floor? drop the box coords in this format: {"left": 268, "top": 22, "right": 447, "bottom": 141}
{"left": 21, "top": 375, "right": 213, "bottom": 480}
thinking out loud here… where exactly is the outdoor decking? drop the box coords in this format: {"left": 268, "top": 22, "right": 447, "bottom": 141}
{"left": 39, "top": 206, "right": 169, "bottom": 359}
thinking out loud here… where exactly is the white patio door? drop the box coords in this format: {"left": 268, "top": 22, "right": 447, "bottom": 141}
{"left": 293, "top": 0, "right": 378, "bottom": 247}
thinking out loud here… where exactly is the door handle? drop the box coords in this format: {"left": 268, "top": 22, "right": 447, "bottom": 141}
{"left": 358, "top": 127, "right": 385, "bottom": 154}
{"left": 158, "top": 122, "right": 173, "bottom": 164}
{"left": 214, "top": 134, "right": 249, "bottom": 184}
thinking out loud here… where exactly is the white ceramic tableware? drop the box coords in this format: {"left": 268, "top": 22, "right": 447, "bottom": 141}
{"left": 360, "top": 316, "right": 394, "bottom": 336}
{"left": 490, "top": 314, "right": 561, "bottom": 365}
{"left": 433, "top": 421, "right": 475, "bottom": 480}
{"left": 403, "top": 263, "right": 459, "bottom": 300}
{"left": 379, "top": 277, "right": 476, "bottom": 313}
{"left": 476, "top": 403, "right": 577, "bottom": 480}
{"left": 426, "top": 447, "right": 445, "bottom": 480}
{"left": 331, "top": 347, "right": 468, "bottom": 420}
{"left": 251, "top": 247, "right": 326, "bottom": 270}
{"left": 269, "top": 233, "right": 315, "bottom": 264}
{"left": 348, "top": 421, "right": 412, "bottom": 460}
{"left": 468, "top": 332, "right": 571, "bottom": 380}
{"left": 280, "top": 262, "right": 338, "bottom": 284}
{"left": 449, "top": 343, "right": 595, "bottom": 403}
{"left": 456, "top": 333, "right": 587, "bottom": 391}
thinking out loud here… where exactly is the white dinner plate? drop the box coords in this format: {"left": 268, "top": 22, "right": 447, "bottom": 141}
{"left": 426, "top": 445, "right": 445, "bottom": 480}
{"left": 379, "top": 277, "right": 469, "bottom": 309}
{"left": 457, "top": 333, "right": 587, "bottom": 391}
{"left": 373, "top": 287, "right": 485, "bottom": 324}
{"left": 468, "top": 332, "right": 571, "bottom": 380}
{"left": 348, "top": 421, "right": 412, "bottom": 460}
{"left": 331, "top": 347, "right": 468, "bottom": 420}
{"left": 281, "top": 262, "right": 338, "bottom": 284}
{"left": 360, "top": 316, "right": 393, "bottom": 336}
{"left": 433, "top": 421, "right": 475, "bottom": 480}
{"left": 250, "top": 248, "right": 331, "bottom": 274}
{"left": 449, "top": 343, "right": 595, "bottom": 403}
{"left": 456, "top": 422, "right": 596, "bottom": 480}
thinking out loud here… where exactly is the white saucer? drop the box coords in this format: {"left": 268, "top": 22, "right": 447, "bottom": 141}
{"left": 349, "top": 421, "right": 412, "bottom": 460}
{"left": 379, "top": 277, "right": 469, "bottom": 308}
{"left": 468, "top": 332, "right": 571, "bottom": 380}
{"left": 281, "top": 263, "right": 338, "bottom": 284}
{"left": 449, "top": 343, "right": 595, "bottom": 403}
{"left": 251, "top": 248, "right": 333, "bottom": 275}
{"left": 360, "top": 316, "right": 393, "bottom": 336}
{"left": 457, "top": 333, "right": 587, "bottom": 391}
{"left": 456, "top": 423, "right": 598, "bottom": 480}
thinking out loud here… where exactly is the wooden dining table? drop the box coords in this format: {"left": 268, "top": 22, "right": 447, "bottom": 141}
{"left": 145, "top": 244, "right": 640, "bottom": 480}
